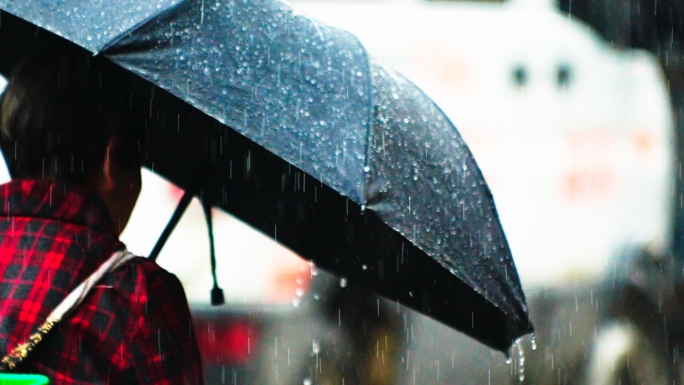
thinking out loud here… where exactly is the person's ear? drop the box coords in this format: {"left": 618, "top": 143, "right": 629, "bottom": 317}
{"left": 101, "top": 137, "right": 119, "bottom": 191}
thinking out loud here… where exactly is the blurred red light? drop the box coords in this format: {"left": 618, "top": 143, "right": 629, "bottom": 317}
{"left": 195, "top": 320, "right": 257, "bottom": 364}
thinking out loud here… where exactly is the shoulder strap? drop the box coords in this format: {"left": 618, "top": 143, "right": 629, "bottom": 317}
{"left": 0, "top": 250, "right": 136, "bottom": 371}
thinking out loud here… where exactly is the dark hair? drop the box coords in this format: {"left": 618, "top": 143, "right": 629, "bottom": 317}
{"left": 0, "top": 54, "right": 144, "bottom": 185}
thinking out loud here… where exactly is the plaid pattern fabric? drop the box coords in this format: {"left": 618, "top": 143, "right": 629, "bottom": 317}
{"left": 0, "top": 180, "right": 203, "bottom": 384}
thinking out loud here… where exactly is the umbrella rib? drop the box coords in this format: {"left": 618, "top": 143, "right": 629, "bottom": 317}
{"left": 98, "top": 0, "right": 189, "bottom": 55}
{"left": 359, "top": 53, "right": 375, "bottom": 205}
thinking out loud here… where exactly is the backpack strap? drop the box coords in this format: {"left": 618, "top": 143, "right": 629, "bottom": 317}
{"left": 0, "top": 250, "right": 136, "bottom": 371}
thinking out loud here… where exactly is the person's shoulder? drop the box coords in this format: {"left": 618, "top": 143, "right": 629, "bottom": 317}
{"left": 104, "top": 255, "right": 186, "bottom": 299}
{"left": 124, "top": 256, "right": 176, "bottom": 278}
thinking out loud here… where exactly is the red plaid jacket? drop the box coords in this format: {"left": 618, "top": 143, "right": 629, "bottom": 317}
{"left": 0, "top": 180, "right": 203, "bottom": 384}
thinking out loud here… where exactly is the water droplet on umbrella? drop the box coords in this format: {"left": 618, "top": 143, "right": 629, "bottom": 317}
{"left": 362, "top": 264, "right": 367, "bottom": 270}
{"left": 292, "top": 298, "right": 301, "bottom": 307}
{"left": 363, "top": 165, "right": 371, "bottom": 172}
{"left": 339, "top": 278, "right": 347, "bottom": 287}
{"left": 295, "top": 288, "right": 304, "bottom": 297}
{"left": 313, "top": 292, "right": 321, "bottom": 300}
{"left": 303, "top": 379, "right": 312, "bottom": 385}
{"left": 312, "top": 340, "right": 320, "bottom": 354}
{"left": 530, "top": 334, "right": 537, "bottom": 350}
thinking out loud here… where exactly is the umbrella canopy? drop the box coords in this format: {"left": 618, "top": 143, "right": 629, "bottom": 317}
{"left": 0, "top": 0, "right": 532, "bottom": 351}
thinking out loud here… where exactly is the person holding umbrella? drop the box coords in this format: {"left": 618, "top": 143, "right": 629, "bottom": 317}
{"left": 0, "top": 54, "right": 203, "bottom": 384}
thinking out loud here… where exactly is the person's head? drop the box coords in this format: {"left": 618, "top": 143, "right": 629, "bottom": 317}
{"left": 0, "top": 54, "right": 145, "bottom": 234}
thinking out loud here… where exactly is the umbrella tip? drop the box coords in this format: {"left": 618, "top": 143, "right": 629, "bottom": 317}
{"left": 211, "top": 287, "right": 225, "bottom": 306}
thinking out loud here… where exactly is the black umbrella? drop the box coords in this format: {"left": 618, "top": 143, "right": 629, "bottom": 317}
{"left": 0, "top": 0, "right": 532, "bottom": 352}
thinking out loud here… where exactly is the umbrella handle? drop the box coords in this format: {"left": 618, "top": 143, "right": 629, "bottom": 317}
{"left": 202, "top": 198, "right": 225, "bottom": 306}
